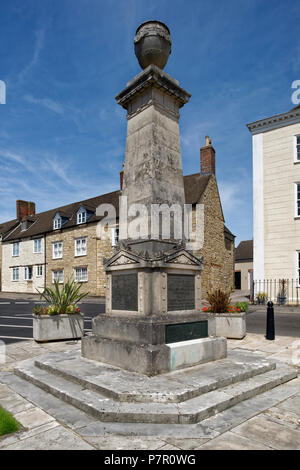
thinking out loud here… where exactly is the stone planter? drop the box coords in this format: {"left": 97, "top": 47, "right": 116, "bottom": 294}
{"left": 215, "top": 312, "right": 246, "bottom": 339}
{"left": 277, "top": 296, "right": 287, "bottom": 305}
{"left": 33, "top": 313, "right": 84, "bottom": 342}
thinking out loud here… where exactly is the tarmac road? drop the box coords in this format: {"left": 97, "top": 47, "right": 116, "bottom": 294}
{"left": 246, "top": 307, "right": 300, "bottom": 339}
{"left": 0, "top": 299, "right": 105, "bottom": 345}
{"left": 0, "top": 298, "right": 299, "bottom": 345}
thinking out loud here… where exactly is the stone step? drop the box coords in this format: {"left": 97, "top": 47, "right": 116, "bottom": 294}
{"left": 14, "top": 358, "right": 297, "bottom": 424}
{"left": 33, "top": 349, "right": 277, "bottom": 403}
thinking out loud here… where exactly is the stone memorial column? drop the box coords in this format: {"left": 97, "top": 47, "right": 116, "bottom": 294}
{"left": 81, "top": 21, "right": 226, "bottom": 375}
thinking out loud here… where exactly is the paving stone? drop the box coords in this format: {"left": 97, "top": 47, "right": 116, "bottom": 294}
{"left": 77, "top": 420, "right": 218, "bottom": 439}
{"left": 263, "top": 411, "right": 300, "bottom": 429}
{"left": 162, "top": 438, "right": 209, "bottom": 450}
{"left": 0, "top": 371, "right": 97, "bottom": 430}
{"left": 231, "top": 415, "right": 300, "bottom": 450}
{"left": 269, "top": 394, "right": 300, "bottom": 418}
{"left": 198, "top": 431, "right": 273, "bottom": 450}
{"left": 0, "top": 432, "right": 21, "bottom": 448}
{"left": 0, "top": 421, "right": 61, "bottom": 449}
{"left": 14, "top": 407, "right": 54, "bottom": 430}
{"left": 85, "top": 435, "right": 166, "bottom": 450}
{"left": 0, "top": 383, "right": 12, "bottom": 399}
{"left": 157, "top": 444, "right": 181, "bottom": 450}
{"left": 2, "top": 425, "right": 94, "bottom": 450}
{"left": 0, "top": 393, "right": 35, "bottom": 414}
{"left": 14, "top": 421, "right": 60, "bottom": 441}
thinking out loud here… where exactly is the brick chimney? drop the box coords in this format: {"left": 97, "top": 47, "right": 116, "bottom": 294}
{"left": 200, "top": 136, "right": 215, "bottom": 175}
{"left": 16, "top": 200, "right": 35, "bottom": 220}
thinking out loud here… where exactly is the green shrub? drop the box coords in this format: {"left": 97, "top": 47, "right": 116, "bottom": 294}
{"left": 36, "top": 276, "right": 88, "bottom": 315}
{"left": 234, "top": 301, "right": 249, "bottom": 312}
{"left": 0, "top": 406, "right": 19, "bottom": 436}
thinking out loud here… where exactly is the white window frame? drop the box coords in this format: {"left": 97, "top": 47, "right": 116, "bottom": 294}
{"left": 75, "top": 237, "right": 87, "bottom": 257}
{"left": 33, "top": 238, "right": 42, "bottom": 253}
{"left": 111, "top": 227, "right": 119, "bottom": 247}
{"left": 24, "top": 266, "right": 33, "bottom": 281}
{"left": 53, "top": 214, "right": 62, "bottom": 230}
{"left": 294, "top": 135, "right": 300, "bottom": 163}
{"left": 12, "top": 267, "right": 19, "bottom": 281}
{"left": 52, "top": 241, "right": 63, "bottom": 259}
{"left": 295, "top": 183, "right": 300, "bottom": 217}
{"left": 77, "top": 209, "right": 87, "bottom": 225}
{"left": 36, "top": 265, "right": 43, "bottom": 277}
{"left": 74, "top": 267, "right": 88, "bottom": 282}
{"left": 52, "top": 270, "right": 64, "bottom": 284}
{"left": 12, "top": 242, "right": 19, "bottom": 257}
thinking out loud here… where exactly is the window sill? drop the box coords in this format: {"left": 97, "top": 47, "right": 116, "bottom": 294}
{"left": 52, "top": 257, "right": 63, "bottom": 260}
{"left": 74, "top": 254, "right": 87, "bottom": 258}
{"left": 75, "top": 280, "right": 88, "bottom": 283}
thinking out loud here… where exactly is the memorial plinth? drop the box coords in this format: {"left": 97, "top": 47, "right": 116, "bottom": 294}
{"left": 81, "top": 21, "right": 227, "bottom": 375}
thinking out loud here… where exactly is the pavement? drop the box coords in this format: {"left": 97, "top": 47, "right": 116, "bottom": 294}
{"left": 0, "top": 293, "right": 299, "bottom": 450}
{"left": 0, "top": 330, "right": 299, "bottom": 450}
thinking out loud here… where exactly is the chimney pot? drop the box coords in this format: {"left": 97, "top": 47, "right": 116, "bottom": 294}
{"left": 200, "top": 136, "right": 215, "bottom": 175}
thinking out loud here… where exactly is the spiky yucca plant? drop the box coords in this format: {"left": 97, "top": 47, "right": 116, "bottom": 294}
{"left": 206, "top": 289, "right": 231, "bottom": 313}
{"left": 37, "top": 276, "right": 88, "bottom": 314}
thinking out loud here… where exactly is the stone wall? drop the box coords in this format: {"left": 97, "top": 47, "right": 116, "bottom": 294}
{"left": 45, "top": 223, "right": 114, "bottom": 297}
{"left": 192, "top": 176, "right": 234, "bottom": 298}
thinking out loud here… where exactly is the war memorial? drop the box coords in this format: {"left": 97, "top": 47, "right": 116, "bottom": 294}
{"left": 13, "top": 21, "right": 297, "bottom": 426}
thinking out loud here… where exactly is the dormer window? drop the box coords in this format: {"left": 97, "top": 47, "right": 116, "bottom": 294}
{"left": 77, "top": 208, "right": 87, "bottom": 225}
{"left": 53, "top": 214, "right": 62, "bottom": 230}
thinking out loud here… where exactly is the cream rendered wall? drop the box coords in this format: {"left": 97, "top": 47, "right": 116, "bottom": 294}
{"left": 2, "top": 238, "right": 45, "bottom": 293}
{"left": 262, "top": 122, "right": 300, "bottom": 280}
{"left": 235, "top": 261, "right": 253, "bottom": 290}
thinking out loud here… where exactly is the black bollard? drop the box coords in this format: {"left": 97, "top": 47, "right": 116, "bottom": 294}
{"left": 266, "top": 301, "right": 275, "bottom": 340}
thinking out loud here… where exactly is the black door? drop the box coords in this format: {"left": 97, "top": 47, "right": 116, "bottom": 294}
{"left": 235, "top": 271, "right": 241, "bottom": 290}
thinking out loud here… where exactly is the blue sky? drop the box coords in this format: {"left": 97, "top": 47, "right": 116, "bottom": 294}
{"left": 0, "top": 0, "right": 299, "bottom": 244}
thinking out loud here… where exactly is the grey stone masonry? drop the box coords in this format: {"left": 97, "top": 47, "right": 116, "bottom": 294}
{"left": 13, "top": 349, "right": 297, "bottom": 425}
{"left": 116, "top": 64, "right": 191, "bottom": 219}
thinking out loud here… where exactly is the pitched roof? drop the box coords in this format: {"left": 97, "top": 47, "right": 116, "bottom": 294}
{"left": 1, "top": 172, "right": 230, "bottom": 242}
{"left": 3, "top": 190, "right": 120, "bottom": 241}
{"left": 224, "top": 225, "right": 235, "bottom": 241}
{"left": 184, "top": 173, "right": 211, "bottom": 204}
{"left": 0, "top": 219, "right": 19, "bottom": 237}
{"left": 235, "top": 240, "right": 253, "bottom": 262}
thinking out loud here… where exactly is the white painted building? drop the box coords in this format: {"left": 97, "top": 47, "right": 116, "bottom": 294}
{"left": 247, "top": 104, "right": 300, "bottom": 290}
{"left": 2, "top": 235, "right": 46, "bottom": 294}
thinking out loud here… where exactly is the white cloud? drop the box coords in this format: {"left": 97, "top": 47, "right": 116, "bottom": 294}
{"left": 218, "top": 183, "right": 241, "bottom": 214}
{"left": 18, "top": 29, "right": 45, "bottom": 82}
{"left": 23, "top": 94, "right": 64, "bottom": 115}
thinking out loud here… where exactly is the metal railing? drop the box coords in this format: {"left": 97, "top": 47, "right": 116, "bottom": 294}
{"left": 251, "top": 279, "right": 300, "bottom": 305}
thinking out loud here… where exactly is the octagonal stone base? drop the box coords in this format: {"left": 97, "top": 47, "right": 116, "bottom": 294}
{"left": 82, "top": 335, "right": 226, "bottom": 376}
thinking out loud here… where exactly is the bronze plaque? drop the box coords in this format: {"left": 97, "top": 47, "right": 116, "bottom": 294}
{"left": 167, "top": 274, "right": 195, "bottom": 311}
{"left": 112, "top": 273, "right": 138, "bottom": 311}
{"left": 165, "top": 321, "right": 208, "bottom": 344}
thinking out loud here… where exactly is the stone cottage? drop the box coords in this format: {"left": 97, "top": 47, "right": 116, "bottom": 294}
{"left": 0, "top": 139, "right": 234, "bottom": 297}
